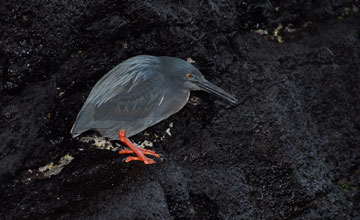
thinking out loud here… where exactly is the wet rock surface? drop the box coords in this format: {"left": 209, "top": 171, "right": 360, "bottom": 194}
{"left": 1, "top": 1, "right": 360, "bottom": 219}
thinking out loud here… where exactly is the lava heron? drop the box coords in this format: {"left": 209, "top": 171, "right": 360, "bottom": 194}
{"left": 71, "top": 55, "right": 237, "bottom": 164}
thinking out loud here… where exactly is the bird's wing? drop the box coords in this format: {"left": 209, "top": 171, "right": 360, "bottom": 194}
{"left": 71, "top": 57, "right": 166, "bottom": 135}
{"left": 91, "top": 74, "right": 165, "bottom": 126}
{"left": 86, "top": 55, "right": 161, "bottom": 107}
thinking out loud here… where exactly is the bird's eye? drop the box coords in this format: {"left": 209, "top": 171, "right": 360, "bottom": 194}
{"left": 186, "top": 73, "right": 193, "bottom": 79}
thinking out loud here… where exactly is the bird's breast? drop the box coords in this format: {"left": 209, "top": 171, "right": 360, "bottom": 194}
{"left": 147, "top": 89, "right": 190, "bottom": 125}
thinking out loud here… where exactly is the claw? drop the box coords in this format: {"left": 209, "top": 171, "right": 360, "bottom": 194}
{"left": 125, "top": 156, "right": 156, "bottom": 164}
{"left": 118, "top": 149, "right": 135, "bottom": 155}
{"left": 118, "top": 148, "right": 160, "bottom": 158}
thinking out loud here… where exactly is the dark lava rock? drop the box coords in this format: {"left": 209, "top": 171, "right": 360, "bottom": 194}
{"left": 1, "top": 1, "right": 359, "bottom": 219}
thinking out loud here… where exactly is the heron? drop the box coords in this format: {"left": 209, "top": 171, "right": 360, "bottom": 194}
{"left": 71, "top": 55, "right": 237, "bottom": 164}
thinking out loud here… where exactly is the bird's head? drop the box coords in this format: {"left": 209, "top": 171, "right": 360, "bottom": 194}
{"left": 160, "top": 56, "right": 238, "bottom": 104}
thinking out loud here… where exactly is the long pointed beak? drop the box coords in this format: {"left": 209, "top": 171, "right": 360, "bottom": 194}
{"left": 197, "top": 79, "right": 238, "bottom": 104}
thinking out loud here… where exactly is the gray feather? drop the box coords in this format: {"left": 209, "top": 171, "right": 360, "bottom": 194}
{"left": 71, "top": 55, "right": 189, "bottom": 139}
{"left": 88, "top": 55, "right": 160, "bottom": 107}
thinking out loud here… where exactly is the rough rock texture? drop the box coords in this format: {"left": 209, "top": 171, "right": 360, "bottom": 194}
{"left": 1, "top": 1, "right": 359, "bottom": 219}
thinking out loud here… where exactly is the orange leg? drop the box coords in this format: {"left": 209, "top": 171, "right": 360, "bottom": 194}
{"left": 118, "top": 130, "right": 158, "bottom": 164}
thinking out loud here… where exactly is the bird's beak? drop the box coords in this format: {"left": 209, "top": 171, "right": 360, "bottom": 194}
{"left": 197, "top": 79, "right": 238, "bottom": 104}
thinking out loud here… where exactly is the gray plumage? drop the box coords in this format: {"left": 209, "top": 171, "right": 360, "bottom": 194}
{"left": 71, "top": 55, "right": 237, "bottom": 140}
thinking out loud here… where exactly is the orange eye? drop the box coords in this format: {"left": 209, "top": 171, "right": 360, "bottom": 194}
{"left": 187, "top": 73, "right": 193, "bottom": 78}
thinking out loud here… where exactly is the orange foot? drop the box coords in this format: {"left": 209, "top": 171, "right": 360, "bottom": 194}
{"left": 118, "top": 148, "right": 161, "bottom": 158}
{"left": 118, "top": 130, "right": 160, "bottom": 165}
